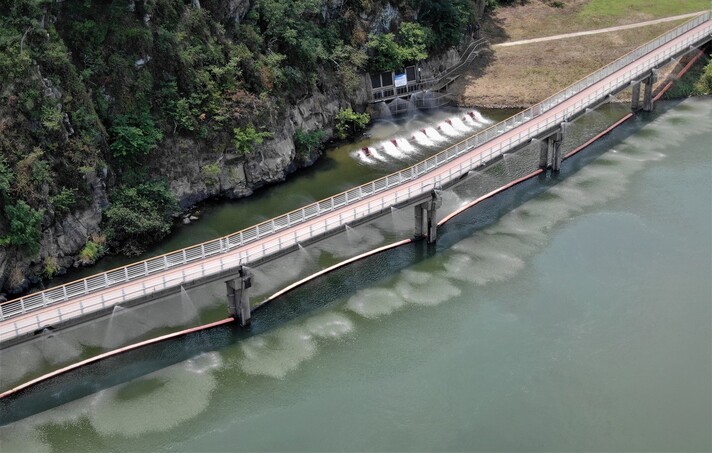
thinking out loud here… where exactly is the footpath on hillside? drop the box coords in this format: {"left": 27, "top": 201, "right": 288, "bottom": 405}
{"left": 452, "top": 0, "right": 709, "bottom": 108}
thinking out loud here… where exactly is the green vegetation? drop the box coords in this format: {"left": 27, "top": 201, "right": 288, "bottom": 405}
{"left": 109, "top": 113, "right": 163, "bottom": 161}
{"left": 695, "top": 57, "right": 712, "bottom": 94}
{"left": 103, "top": 182, "right": 179, "bottom": 256}
{"left": 43, "top": 256, "right": 61, "bottom": 278}
{"left": 335, "top": 109, "right": 370, "bottom": 140}
{"left": 0, "top": 0, "right": 478, "bottom": 284}
{"left": 51, "top": 188, "right": 77, "bottom": 216}
{"left": 0, "top": 201, "right": 44, "bottom": 256}
{"left": 233, "top": 126, "right": 273, "bottom": 156}
{"left": 294, "top": 129, "right": 326, "bottom": 162}
{"left": 579, "top": 0, "right": 709, "bottom": 19}
{"left": 79, "top": 234, "right": 107, "bottom": 264}
{"left": 367, "top": 23, "right": 432, "bottom": 72}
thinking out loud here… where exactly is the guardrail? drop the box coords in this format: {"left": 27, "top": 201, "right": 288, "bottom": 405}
{"left": 1, "top": 12, "right": 710, "bottom": 341}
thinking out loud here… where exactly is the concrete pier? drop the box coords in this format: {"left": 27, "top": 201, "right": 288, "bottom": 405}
{"left": 540, "top": 125, "right": 565, "bottom": 172}
{"left": 631, "top": 81, "right": 641, "bottom": 110}
{"left": 226, "top": 266, "right": 254, "bottom": 326}
{"left": 415, "top": 190, "right": 443, "bottom": 243}
{"left": 642, "top": 72, "right": 656, "bottom": 112}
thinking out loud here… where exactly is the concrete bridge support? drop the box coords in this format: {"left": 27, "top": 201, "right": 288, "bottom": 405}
{"left": 631, "top": 82, "right": 641, "bottom": 111}
{"left": 415, "top": 190, "right": 443, "bottom": 244}
{"left": 540, "top": 125, "right": 566, "bottom": 172}
{"left": 642, "top": 72, "right": 656, "bottom": 112}
{"left": 226, "top": 266, "right": 254, "bottom": 326}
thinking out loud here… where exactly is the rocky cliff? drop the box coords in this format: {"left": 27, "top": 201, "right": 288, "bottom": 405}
{"left": 0, "top": 0, "right": 485, "bottom": 297}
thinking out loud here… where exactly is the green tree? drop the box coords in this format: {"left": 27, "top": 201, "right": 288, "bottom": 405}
{"left": 294, "top": 129, "right": 325, "bottom": 161}
{"left": 0, "top": 201, "right": 44, "bottom": 255}
{"left": 51, "top": 187, "right": 77, "bottom": 216}
{"left": 233, "top": 125, "right": 273, "bottom": 155}
{"left": 103, "top": 181, "right": 179, "bottom": 256}
{"left": 367, "top": 24, "right": 431, "bottom": 73}
{"left": 418, "top": 0, "right": 472, "bottom": 51}
{"left": 109, "top": 112, "right": 163, "bottom": 160}
{"left": 0, "top": 155, "right": 14, "bottom": 198}
{"left": 695, "top": 58, "right": 712, "bottom": 94}
{"left": 398, "top": 23, "right": 431, "bottom": 62}
{"left": 335, "top": 108, "right": 370, "bottom": 139}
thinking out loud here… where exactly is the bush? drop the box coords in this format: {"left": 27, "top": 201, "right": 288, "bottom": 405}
{"left": 0, "top": 201, "right": 44, "bottom": 255}
{"left": 79, "top": 234, "right": 107, "bottom": 264}
{"left": 104, "top": 181, "right": 179, "bottom": 256}
{"left": 695, "top": 58, "right": 712, "bottom": 94}
{"left": 418, "top": 0, "right": 473, "bottom": 51}
{"left": 201, "top": 163, "right": 221, "bottom": 185}
{"left": 43, "top": 256, "right": 60, "bottom": 278}
{"left": 0, "top": 155, "right": 13, "bottom": 198}
{"left": 233, "top": 125, "right": 273, "bottom": 155}
{"left": 109, "top": 112, "right": 163, "bottom": 161}
{"left": 294, "top": 129, "right": 325, "bottom": 161}
{"left": 335, "top": 108, "right": 370, "bottom": 139}
{"left": 51, "top": 187, "right": 77, "bottom": 216}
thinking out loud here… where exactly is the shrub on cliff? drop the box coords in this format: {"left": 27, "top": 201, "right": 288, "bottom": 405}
{"left": 109, "top": 113, "right": 164, "bottom": 161}
{"left": 336, "top": 109, "right": 370, "bottom": 139}
{"left": 0, "top": 201, "right": 44, "bottom": 256}
{"left": 103, "top": 182, "right": 179, "bottom": 256}
{"left": 695, "top": 57, "right": 712, "bottom": 94}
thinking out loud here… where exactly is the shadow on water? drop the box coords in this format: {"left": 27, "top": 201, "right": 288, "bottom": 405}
{"left": 1, "top": 101, "right": 675, "bottom": 425}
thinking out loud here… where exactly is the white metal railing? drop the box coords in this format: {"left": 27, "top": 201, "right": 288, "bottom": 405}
{"left": 1, "top": 12, "right": 710, "bottom": 341}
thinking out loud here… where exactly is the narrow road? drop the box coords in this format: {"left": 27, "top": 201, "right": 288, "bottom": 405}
{"left": 493, "top": 12, "right": 704, "bottom": 48}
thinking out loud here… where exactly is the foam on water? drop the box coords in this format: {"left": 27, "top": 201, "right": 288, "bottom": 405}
{"left": 450, "top": 117, "right": 471, "bottom": 132}
{"left": 346, "top": 288, "right": 405, "bottom": 319}
{"left": 304, "top": 312, "right": 355, "bottom": 339}
{"left": 89, "top": 362, "right": 218, "bottom": 436}
{"left": 238, "top": 327, "right": 317, "bottom": 379}
{"left": 184, "top": 352, "right": 223, "bottom": 374}
{"left": 463, "top": 115, "right": 480, "bottom": 127}
{"left": 439, "top": 122, "right": 459, "bottom": 137}
{"left": 395, "top": 276, "right": 461, "bottom": 306}
{"left": 425, "top": 127, "right": 446, "bottom": 142}
{"left": 413, "top": 131, "right": 434, "bottom": 147}
{"left": 381, "top": 140, "right": 406, "bottom": 158}
{"left": 352, "top": 149, "right": 377, "bottom": 165}
{"left": 471, "top": 110, "right": 492, "bottom": 124}
{"left": 394, "top": 138, "right": 415, "bottom": 153}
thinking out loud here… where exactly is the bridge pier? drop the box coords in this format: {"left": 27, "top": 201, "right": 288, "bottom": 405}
{"left": 642, "top": 72, "right": 656, "bottom": 112}
{"left": 631, "top": 81, "right": 641, "bottom": 111}
{"left": 226, "top": 266, "right": 254, "bottom": 327}
{"left": 540, "top": 124, "right": 566, "bottom": 172}
{"left": 414, "top": 189, "right": 442, "bottom": 244}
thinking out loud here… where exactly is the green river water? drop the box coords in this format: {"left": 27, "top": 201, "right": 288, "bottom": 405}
{"left": 0, "top": 98, "right": 710, "bottom": 451}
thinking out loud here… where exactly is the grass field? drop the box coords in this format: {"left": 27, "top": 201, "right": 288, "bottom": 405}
{"left": 484, "top": 0, "right": 709, "bottom": 42}
{"left": 454, "top": 0, "right": 708, "bottom": 108}
{"left": 580, "top": 0, "right": 710, "bottom": 20}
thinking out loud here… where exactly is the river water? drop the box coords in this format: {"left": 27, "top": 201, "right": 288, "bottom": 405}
{"left": 1, "top": 98, "right": 710, "bottom": 451}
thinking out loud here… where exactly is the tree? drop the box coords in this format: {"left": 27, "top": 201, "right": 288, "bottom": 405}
{"left": 109, "top": 112, "right": 163, "bottom": 161}
{"left": 0, "top": 155, "right": 13, "bottom": 198}
{"left": 695, "top": 58, "right": 712, "bottom": 94}
{"left": 103, "top": 181, "right": 179, "bottom": 256}
{"left": 0, "top": 201, "right": 44, "bottom": 255}
{"left": 335, "top": 108, "right": 370, "bottom": 139}
{"left": 418, "top": 0, "right": 472, "bottom": 51}
{"left": 294, "top": 129, "right": 325, "bottom": 162}
{"left": 367, "top": 24, "right": 431, "bottom": 73}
